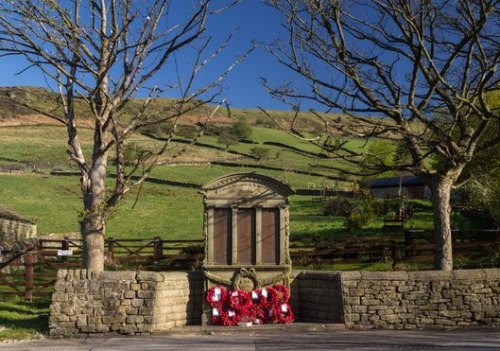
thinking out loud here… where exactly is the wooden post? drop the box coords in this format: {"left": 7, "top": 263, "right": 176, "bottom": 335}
{"left": 153, "top": 236, "right": 163, "bottom": 263}
{"left": 24, "top": 252, "right": 34, "bottom": 302}
{"left": 62, "top": 236, "right": 70, "bottom": 263}
{"left": 107, "top": 237, "right": 115, "bottom": 263}
{"left": 404, "top": 230, "right": 413, "bottom": 258}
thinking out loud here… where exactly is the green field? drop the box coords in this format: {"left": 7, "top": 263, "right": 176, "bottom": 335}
{"left": 0, "top": 119, "right": 482, "bottom": 241}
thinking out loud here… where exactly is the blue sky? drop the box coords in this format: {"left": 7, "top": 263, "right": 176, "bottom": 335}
{"left": 0, "top": 1, "right": 301, "bottom": 111}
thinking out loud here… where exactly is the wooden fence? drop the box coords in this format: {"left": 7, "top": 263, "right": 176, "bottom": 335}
{"left": 290, "top": 229, "right": 500, "bottom": 269}
{"left": 0, "top": 229, "right": 498, "bottom": 301}
{"left": 0, "top": 237, "right": 204, "bottom": 301}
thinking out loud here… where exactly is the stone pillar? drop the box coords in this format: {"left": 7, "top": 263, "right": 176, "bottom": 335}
{"left": 207, "top": 208, "right": 214, "bottom": 264}
{"left": 231, "top": 206, "right": 238, "bottom": 265}
{"left": 255, "top": 207, "right": 262, "bottom": 265}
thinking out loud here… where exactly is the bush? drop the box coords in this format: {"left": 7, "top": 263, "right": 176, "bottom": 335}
{"left": 323, "top": 196, "right": 353, "bottom": 216}
{"left": 176, "top": 125, "right": 198, "bottom": 139}
{"left": 229, "top": 118, "right": 252, "bottom": 139}
{"left": 255, "top": 116, "right": 276, "bottom": 129}
{"left": 217, "top": 132, "right": 239, "bottom": 149}
{"left": 345, "top": 195, "right": 376, "bottom": 233}
{"left": 250, "top": 146, "right": 272, "bottom": 160}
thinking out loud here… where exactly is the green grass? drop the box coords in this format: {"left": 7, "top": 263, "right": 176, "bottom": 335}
{"left": 0, "top": 172, "right": 485, "bottom": 241}
{"left": 0, "top": 174, "right": 204, "bottom": 239}
{"left": 0, "top": 296, "right": 49, "bottom": 341}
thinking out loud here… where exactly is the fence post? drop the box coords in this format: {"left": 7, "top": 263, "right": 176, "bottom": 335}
{"left": 107, "top": 237, "right": 115, "bottom": 263}
{"left": 62, "top": 236, "right": 70, "bottom": 263}
{"left": 153, "top": 237, "right": 163, "bottom": 263}
{"left": 24, "top": 252, "right": 34, "bottom": 302}
{"left": 404, "top": 230, "right": 413, "bottom": 258}
{"left": 390, "top": 241, "right": 399, "bottom": 271}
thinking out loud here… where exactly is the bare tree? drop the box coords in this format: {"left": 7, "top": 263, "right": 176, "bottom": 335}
{"left": 264, "top": 0, "right": 500, "bottom": 270}
{"left": 0, "top": 0, "right": 251, "bottom": 271}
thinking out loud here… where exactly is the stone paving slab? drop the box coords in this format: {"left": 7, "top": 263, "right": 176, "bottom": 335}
{"left": 1, "top": 328, "right": 499, "bottom": 351}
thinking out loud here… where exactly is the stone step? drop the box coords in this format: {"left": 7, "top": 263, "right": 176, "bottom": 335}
{"left": 158, "top": 323, "right": 346, "bottom": 336}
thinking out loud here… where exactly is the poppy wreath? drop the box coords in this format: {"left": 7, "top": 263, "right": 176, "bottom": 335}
{"left": 258, "top": 287, "right": 279, "bottom": 307}
{"left": 250, "top": 289, "right": 262, "bottom": 304}
{"left": 221, "top": 309, "right": 242, "bottom": 326}
{"left": 275, "top": 303, "right": 294, "bottom": 324}
{"left": 247, "top": 304, "right": 266, "bottom": 324}
{"left": 264, "top": 305, "right": 277, "bottom": 323}
{"left": 228, "top": 290, "right": 252, "bottom": 313}
{"left": 210, "top": 308, "right": 227, "bottom": 326}
{"left": 273, "top": 284, "right": 290, "bottom": 304}
{"left": 206, "top": 286, "right": 227, "bottom": 308}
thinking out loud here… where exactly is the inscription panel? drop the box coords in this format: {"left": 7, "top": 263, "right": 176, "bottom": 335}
{"left": 261, "top": 208, "right": 279, "bottom": 265}
{"left": 213, "top": 208, "right": 231, "bottom": 265}
{"left": 237, "top": 209, "right": 255, "bottom": 265}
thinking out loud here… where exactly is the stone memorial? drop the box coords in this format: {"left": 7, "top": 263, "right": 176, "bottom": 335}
{"left": 200, "top": 173, "right": 294, "bottom": 324}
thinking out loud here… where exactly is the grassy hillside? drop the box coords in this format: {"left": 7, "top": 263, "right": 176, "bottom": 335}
{"left": 0, "top": 86, "right": 483, "bottom": 242}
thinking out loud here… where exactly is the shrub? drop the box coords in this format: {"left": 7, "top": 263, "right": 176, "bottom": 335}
{"left": 250, "top": 146, "right": 272, "bottom": 160}
{"left": 255, "top": 116, "right": 276, "bottom": 129}
{"left": 323, "top": 196, "right": 353, "bottom": 216}
{"left": 229, "top": 118, "right": 252, "bottom": 139}
{"left": 345, "top": 195, "right": 376, "bottom": 233}
{"left": 217, "top": 131, "right": 239, "bottom": 149}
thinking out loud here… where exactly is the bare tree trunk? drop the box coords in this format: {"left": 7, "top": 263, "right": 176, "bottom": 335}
{"left": 81, "top": 149, "right": 108, "bottom": 271}
{"left": 429, "top": 178, "right": 454, "bottom": 271}
{"left": 81, "top": 210, "right": 105, "bottom": 271}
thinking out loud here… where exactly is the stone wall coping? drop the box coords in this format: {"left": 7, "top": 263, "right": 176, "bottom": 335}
{"left": 55, "top": 268, "right": 500, "bottom": 283}
{"left": 99, "top": 270, "right": 137, "bottom": 281}
{"left": 292, "top": 270, "right": 342, "bottom": 281}
{"left": 339, "top": 268, "right": 500, "bottom": 281}
{"left": 291, "top": 269, "right": 500, "bottom": 282}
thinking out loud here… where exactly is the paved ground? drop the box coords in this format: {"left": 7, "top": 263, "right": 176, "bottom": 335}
{"left": 1, "top": 327, "right": 499, "bottom": 351}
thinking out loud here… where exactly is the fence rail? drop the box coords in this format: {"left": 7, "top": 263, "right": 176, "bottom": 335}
{"left": 0, "top": 229, "right": 498, "bottom": 301}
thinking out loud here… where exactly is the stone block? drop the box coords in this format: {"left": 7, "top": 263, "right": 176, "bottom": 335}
{"left": 349, "top": 288, "right": 365, "bottom": 297}
{"left": 470, "top": 302, "right": 482, "bottom": 312}
{"left": 438, "top": 310, "right": 462, "bottom": 318}
{"left": 57, "top": 269, "right": 68, "bottom": 279}
{"left": 124, "top": 290, "right": 136, "bottom": 299}
{"left": 131, "top": 299, "right": 144, "bottom": 307}
{"left": 52, "top": 292, "right": 68, "bottom": 302}
{"left": 345, "top": 313, "right": 360, "bottom": 322}
{"left": 344, "top": 297, "right": 364, "bottom": 306}
{"left": 435, "top": 318, "right": 456, "bottom": 327}
{"left": 103, "top": 314, "right": 126, "bottom": 325}
{"left": 126, "top": 315, "right": 144, "bottom": 324}
{"left": 361, "top": 297, "right": 380, "bottom": 306}
{"left": 99, "top": 271, "right": 136, "bottom": 281}
{"left": 137, "top": 271, "right": 165, "bottom": 282}
{"left": 138, "top": 290, "right": 155, "bottom": 299}
{"left": 396, "top": 285, "right": 414, "bottom": 293}
{"left": 126, "top": 307, "right": 139, "bottom": 315}
{"left": 139, "top": 307, "right": 154, "bottom": 315}
{"left": 76, "top": 316, "right": 87, "bottom": 329}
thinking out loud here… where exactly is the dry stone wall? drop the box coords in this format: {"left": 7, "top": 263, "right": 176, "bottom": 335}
{"left": 49, "top": 270, "right": 203, "bottom": 336}
{"left": 0, "top": 217, "right": 36, "bottom": 242}
{"left": 49, "top": 268, "right": 500, "bottom": 336}
{"left": 341, "top": 270, "right": 500, "bottom": 329}
{"left": 290, "top": 271, "right": 343, "bottom": 323}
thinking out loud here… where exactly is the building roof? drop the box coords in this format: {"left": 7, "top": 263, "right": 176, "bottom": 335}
{"left": 368, "top": 175, "right": 424, "bottom": 189}
{"left": 0, "top": 205, "right": 36, "bottom": 224}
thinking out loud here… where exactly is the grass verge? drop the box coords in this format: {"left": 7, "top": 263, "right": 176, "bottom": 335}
{"left": 0, "top": 296, "right": 49, "bottom": 342}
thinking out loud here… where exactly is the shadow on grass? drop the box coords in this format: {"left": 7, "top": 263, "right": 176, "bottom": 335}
{"left": 0, "top": 314, "right": 48, "bottom": 333}
{"left": 0, "top": 298, "right": 50, "bottom": 336}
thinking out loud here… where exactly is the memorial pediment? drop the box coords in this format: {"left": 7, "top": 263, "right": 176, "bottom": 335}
{"left": 201, "top": 173, "right": 294, "bottom": 207}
